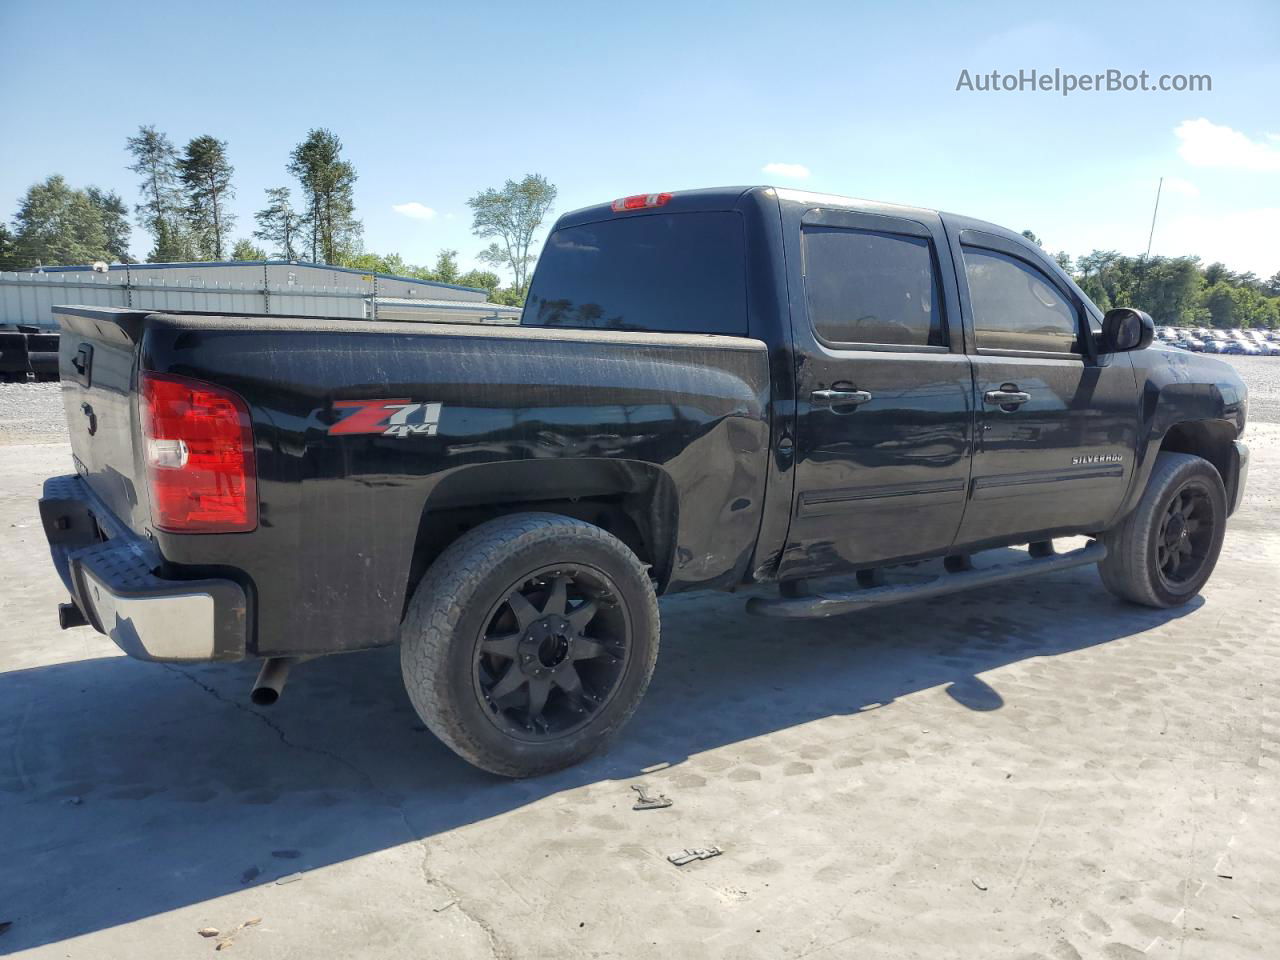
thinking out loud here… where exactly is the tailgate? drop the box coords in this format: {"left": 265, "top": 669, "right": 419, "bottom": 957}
{"left": 55, "top": 307, "right": 152, "bottom": 534}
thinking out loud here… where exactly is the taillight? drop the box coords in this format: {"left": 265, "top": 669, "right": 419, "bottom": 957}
{"left": 611, "top": 192, "right": 672, "bottom": 212}
{"left": 140, "top": 372, "right": 257, "bottom": 533}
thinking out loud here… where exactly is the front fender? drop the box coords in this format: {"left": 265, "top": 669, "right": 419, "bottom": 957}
{"left": 1109, "top": 347, "right": 1247, "bottom": 524}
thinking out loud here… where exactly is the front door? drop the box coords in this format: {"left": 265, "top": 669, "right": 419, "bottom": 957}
{"left": 948, "top": 228, "right": 1140, "bottom": 547}
{"left": 777, "top": 204, "right": 974, "bottom": 580}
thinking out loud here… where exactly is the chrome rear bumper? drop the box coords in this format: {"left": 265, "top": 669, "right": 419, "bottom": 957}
{"left": 39, "top": 474, "right": 247, "bottom": 662}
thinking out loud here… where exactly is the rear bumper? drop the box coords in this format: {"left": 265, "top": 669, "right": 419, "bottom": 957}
{"left": 1228, "top": 440, "right": 1249, "bottom": 516}
{"left": 39, "top": 474, "right": 248, "bottom": 662}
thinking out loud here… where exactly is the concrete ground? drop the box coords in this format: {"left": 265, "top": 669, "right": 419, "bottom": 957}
{"left": 1, "top": 375, "right": 1278, "bottom": 959}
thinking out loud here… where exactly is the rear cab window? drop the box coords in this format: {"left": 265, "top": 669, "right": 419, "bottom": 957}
{"left": 522, "top": 212, "right": 747, "bottom": 335}
{"left": 802, "top": 226, "right": 947, "bottom": 348}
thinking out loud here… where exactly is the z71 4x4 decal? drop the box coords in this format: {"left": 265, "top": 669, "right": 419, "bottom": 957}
{"left": 329, "top": 399, "right": 443, "bottom": 438}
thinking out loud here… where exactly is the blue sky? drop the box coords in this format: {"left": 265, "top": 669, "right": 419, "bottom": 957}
{"left": 3, "top": 0, "right": 1277, "bottom": 277}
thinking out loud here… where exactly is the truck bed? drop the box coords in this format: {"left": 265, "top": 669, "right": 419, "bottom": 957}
{"left": 56, "top": 307, "right": 772, "bottom": 657}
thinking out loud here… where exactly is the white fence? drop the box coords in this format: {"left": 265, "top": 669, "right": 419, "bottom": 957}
{"left": 0, "top": 270, "right": 373, "bottom": 326}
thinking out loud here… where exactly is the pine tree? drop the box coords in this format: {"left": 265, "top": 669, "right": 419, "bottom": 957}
{"left": 253, "top": 187, "right": 302, "bottom": 260}
{"left": 126, "top": 125, "right": 189, "bottom": 262}
{"left": 287, "top": 129, "right": 361, "bottom": 264}
{"left": 85, "top": 186, "right": 132, "bottom": 263}
{"left": 179, "top": 136, "right": 236, "bottom": 259}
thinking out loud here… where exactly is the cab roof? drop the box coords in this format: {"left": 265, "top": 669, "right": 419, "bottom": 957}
{"left": 554, "top": 185, "right": 1026, "bottom": 248}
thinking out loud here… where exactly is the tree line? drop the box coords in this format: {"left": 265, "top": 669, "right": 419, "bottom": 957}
{"left": 1021, "top": 230, "right": 1280, "bottom": 330}
{"left": 0, "top": 125, "right": 556, "bottom": 306}
{"left": 4, "top": 138, "right": 1273, "bottom": 326}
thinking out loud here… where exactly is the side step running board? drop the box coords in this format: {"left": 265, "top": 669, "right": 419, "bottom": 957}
{"left": 746, "top": 540, "right": 1107, "bottom": 620}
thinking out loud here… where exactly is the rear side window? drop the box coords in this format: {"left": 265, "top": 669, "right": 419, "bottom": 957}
{"left": 522, "top": 212, "right": 746, "bottom": 334}
{"left": 963, "top": 247, "right": 1080, "bottom": 354}
{"left": 802, "top": 226, "right": 946, "bottom": 347}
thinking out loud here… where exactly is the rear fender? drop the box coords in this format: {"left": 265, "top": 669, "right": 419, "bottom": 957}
{"left": 405, "top": 458, "right": 679, "bottom": 605}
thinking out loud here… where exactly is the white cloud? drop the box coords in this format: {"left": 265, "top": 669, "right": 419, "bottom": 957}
{"left": 392, "top": 202, "right": 437, "bottom": 220}
{"left": 1157, "top": 207, "right": 1280, "bottom": 276}
{"left": 762, "top": 162, "right": 811, "bottom": 179}
{"left": 1161, "top": 176, "right": 1199, "bottom": 198}
{"left": 1174, "top": 118, "right": 1280, "bottom": 172}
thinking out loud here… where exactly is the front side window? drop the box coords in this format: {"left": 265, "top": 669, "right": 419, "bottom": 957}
{"left": 963, "top": 247, "right": 1080, "bottom": 354}
{"left": 522, "top": 212, "right": 746, "bottom": 335}
{"left": 802, "top": 226, "right": 946, "bottom": 348}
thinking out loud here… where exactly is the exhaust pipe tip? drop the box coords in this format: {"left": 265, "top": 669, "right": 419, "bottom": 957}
{"left": 250, "top": 657, "right": 296, "bottom": 707}
{"left": 58, "top": 602, "right": 89, "bottom": 630}
{"left": 250, "top": 686, "right": 280, "bottom": 707}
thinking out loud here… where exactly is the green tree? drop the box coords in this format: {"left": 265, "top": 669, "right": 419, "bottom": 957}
{"left": 254, "top": 187, "right": 302, "bottom": 261}
{"left": 179, "top": 135, "right": 236, "bottom": 259}
{"left": 1053, "top": 251, "right": 1072, "bottom": 272}
{"left": 339, "top": 251, "right": 410, "bottom": 275}
{"left": 1202, "top": 282, "right": 1241, "bottom": 328}
{"left": 1020, "top": 229, "right": 1042, "bottom": 247}
{"left": 1203, "top": 262, "right": 1234, "bottom": 286}
{"left": 0, "top": 223, "right": 19, "bottom": 271}
{"left": 429, "top": 249, "right": 460, "bottom": 284}
{"left": 288, "top": 129, "right": 361, "bottom": 264}
{"left": 1265, "top": 271, "right": 1280, "bottom": 297}
{"left": 457, "top": 269, "right": 501, "bottom": 295}
{"left": 86, "top": 187, "right": 132, "bottom": 263}
{"left": 468, "top": 173, "right": 557, "bottom": 295}
{"left": 9, "top": 175, "right": 113, "bottom": 267}
{"left": 126, "top": 124, "right": 190, "bottom": 262}
{"left": 1139, "top": 256, "right": 1202, "bottom": 325}
{"left": 230, "top": 238, "right": 266, "bottom": 260}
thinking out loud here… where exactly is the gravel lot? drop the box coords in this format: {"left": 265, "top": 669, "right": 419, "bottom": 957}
{"left": 2, "top": 356, "right": 1278, "bottom": 959}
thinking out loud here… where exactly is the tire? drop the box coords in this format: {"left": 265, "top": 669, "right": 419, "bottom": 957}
{"left": 1098, "top": 452, "right": 1227, "bottom": 608}
{"left": 400, "top": 512, "right": 660, "bottom": 778}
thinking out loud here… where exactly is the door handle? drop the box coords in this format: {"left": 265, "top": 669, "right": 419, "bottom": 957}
{"left": 983, "top": 389, "right": 1031, "bottom": 407}
{"left": 811, "top": 388, "right": 873, "bottom": 408}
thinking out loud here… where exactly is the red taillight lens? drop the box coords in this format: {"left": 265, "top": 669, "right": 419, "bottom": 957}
{"left": 611, "top": 192, "right": 672, "bottom": 212}
{"left": 140, "top": 372, "right": 257, "bottom": 533}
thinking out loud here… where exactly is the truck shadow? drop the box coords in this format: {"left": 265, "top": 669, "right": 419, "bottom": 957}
{"left": 0, "top": 558, "right": 1201, "bottom": 952}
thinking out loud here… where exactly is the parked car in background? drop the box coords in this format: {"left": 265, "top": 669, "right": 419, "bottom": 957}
{"left": 1240, "top": 343, "right": 1263, "bottom": 356}
{"left": 1185, "top": 338, "right": 1206, "bottom": 352}
{"left": 1204, "top": 340, "right": 1224, "bottom": 354}
{"left": 1222, "top": 341, "right": 1246, "bottom": 355}
{"left": 1262, "top": 342, "right": 1280, "bottom": 357}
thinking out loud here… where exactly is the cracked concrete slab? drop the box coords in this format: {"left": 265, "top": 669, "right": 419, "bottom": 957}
{"left": 1, "top": 396, "right": 1277, "bottom": 958}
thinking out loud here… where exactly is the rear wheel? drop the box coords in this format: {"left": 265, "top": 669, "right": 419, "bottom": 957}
{"left": 1098, "top": 452, "right": 1227, "bottom": 608}
{"left": 400, "top": 512, "right": 659, "bottom": 777}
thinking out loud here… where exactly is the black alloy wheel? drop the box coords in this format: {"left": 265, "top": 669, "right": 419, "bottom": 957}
{"left": 473, "top": 565, "right": 630, "bottom": 740}
{"left": 1155, "top": 482, "right": 1216, "bottom": 589}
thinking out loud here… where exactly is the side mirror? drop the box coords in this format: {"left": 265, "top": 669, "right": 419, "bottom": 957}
{"left": 1102, "top": 307, "right": 1154, "bottom": 352}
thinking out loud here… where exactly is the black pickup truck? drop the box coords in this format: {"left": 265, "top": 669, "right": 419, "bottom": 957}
{"left": 40, "top": 186, "right": 1249, "bottom": 776}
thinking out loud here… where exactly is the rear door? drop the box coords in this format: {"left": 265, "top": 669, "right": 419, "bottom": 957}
{"left": 947, "top": 228, "right": 1139, "bottom": 546}
{"left": 776, "top": 202, "right": 974, "bottom": 579}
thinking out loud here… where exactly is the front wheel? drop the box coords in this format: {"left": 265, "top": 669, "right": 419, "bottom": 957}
{"left": 1098, "top": 452, "right": 1227, "bottom": 608}
{"left": 400, "top": 512, "right": 659, "bottom": 777}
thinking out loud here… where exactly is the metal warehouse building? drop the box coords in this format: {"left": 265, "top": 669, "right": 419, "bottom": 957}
{"left": 0, "top": 260, "right": 522, "bottom": 327}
